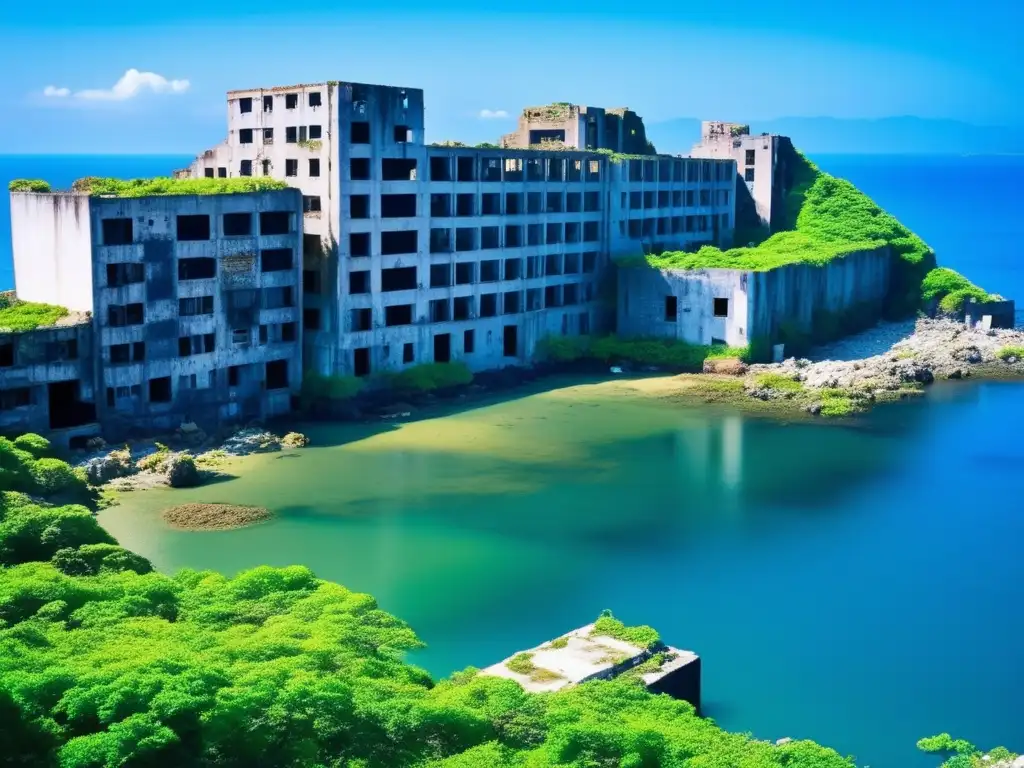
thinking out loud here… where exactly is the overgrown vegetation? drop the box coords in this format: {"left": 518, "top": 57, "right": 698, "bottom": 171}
{"left": 68, "top": 176, "right": 289, "bottom": 197}
{"left": 997, "top": 346, "right": 1024, "bottom": 361}
{"left": 506, "top": 652, "right": 537, "bottom": 675}
{"left": 385, "top": 361, "right": 473, "bottom": 393}
{"left": 817, "top": 388, "right": 859, "bottom": 418}
{"left": 0, "top": 435, "right": 857, "bottom": 768}
{"left": 537, "top": 334, "right": 748, "bottom": 372}
{"left": 0, "top": 294, "right": 69, "bottom": 332}
{"left": 8, "top": 179, "right": 52, "bottom": 193}
{"left": 920, "top": 267, "right": 995, "bottom": 314}
{"left": 300, "top": 372, "right": 365, "bottom": 407}
{"left": 640, "top": 152, "right": 940, "bottom": 317}
{"left": 918, "top": 734, "right": 1018, "bottom": 768}
{"left": 0, "top": 434, "right": 89, "bottom": 503}
{"left": 591, "top": 610, "right": 661, "bottom": 650}
{"left": 754, "top": 373, "right": 803, "bottom": 393}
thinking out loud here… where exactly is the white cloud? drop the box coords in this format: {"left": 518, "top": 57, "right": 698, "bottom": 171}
{"left": 478, "top": 109, "right": 509, "bottom": 119}
{"left": 42, "top": 69, "right": 190, "bottom": 102}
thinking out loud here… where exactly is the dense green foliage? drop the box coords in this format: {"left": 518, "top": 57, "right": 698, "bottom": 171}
{"left": 0, "top": 297, "right": 70, "bottom": 332}
{"left": 592, "top": 612, "right": 661, "bottom": 650}
{"left": 997, "top": 346, "right": 1024, "bottom": 361}
{"left": 386, "top": 362, "right": 474, "bottom": 393}
{"left": 8, "top": 179, "right": 52, "bottom": 193}
{"left": 0, "top": 437, "right": 88, "bottom": 500}
{"left": 917, "top": 734, "right": 1018, "bottom": 768}
{"left": 920, "top": 267, "right": 994, "bottom": 313}
{"left": 70, "top": 176, "right": 290, "bottom": 197}
{"left": 0, "top": 429, "right": 857, "bottom": 768}
{"left": 641, "top": 152, "right": 939, "bottom": 317}
{"left": 300, "top": 372, "right": 365, "bottom": 406}
{"left": 537, "top": 334, "right": 748, "bottom": 371}
{"left": 754, "top": 373, "right": 803, "bottom": 393}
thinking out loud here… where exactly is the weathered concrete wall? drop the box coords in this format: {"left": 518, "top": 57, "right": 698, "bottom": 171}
{"left": 618, "top": 248, "right": 890, "bottom": 347}
{"left": 9, "top": 193, "right": 95, "bottom": 312}
{"left": 690, "top": 123, "right": 779, "bottom": 231}
{"left": 964, "top": 297, "right": 1016, "bottom": 329}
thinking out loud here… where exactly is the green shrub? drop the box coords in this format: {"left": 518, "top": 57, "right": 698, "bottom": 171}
{"left": 818, "top": 389, "right": 857, "bottom": 418}
{"left": 754, "top": 373, "right": 803, "bottom": 393}
{"left": 997, "top": 346, "right": 1024, "bottom": 361}
{"left": 536, "top": 335, "right": 748, "bottom": 371}
{"left": 921, "top": 268, "right": 992, "bottom": 314}
{"left": 13, "top": 433, "right": 51, "bottom": 459}
{"left": 506, "top": 653, "right": 536, "bottom": 675}
{"left": 70, "top": 175, "right": 289, "bottom": 197}
{"left": 30, "top": 458, "right": 83, "bottom": 496}
{"left": 591, "top": 612, "right": 661, "bottom": 650}
{"left": 300, "top": 372, "right": 365, "bottom": 405}
{"left": 8, "top": 179, "right": 51, "bottom": 193}
{"left": 0, "top": 300, "right": 69, "bottom": 332}
{"left": 388, "top": 362, "right": 473, "bottom": 393}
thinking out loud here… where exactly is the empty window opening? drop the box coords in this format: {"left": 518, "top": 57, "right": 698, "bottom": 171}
{"left": 566, "top": 193, "right": 582, "bottom": 213}
{"left": 351, "top": 157, "right": 371, "bottom": 180}
{"left": 563, "top": 253, "right": 580, "bottom": 274}
{"left": 385, "top": 304, "right": 413, "bottom": 327}
{"left": 309, "top": 159, "right": 320, "bottom": 177}
{"left": 481, "top": 193, "right": 501, "bottom": 215}
{"left": 480, "top": 259, "right": 500, "bottom": 282}
{"left": 454, "top": 296, "right": 473, "bottom": 321}
{"left": 106, "top": 262, "right": 144, "bottom": 286}
{"left": 350, "top": 232, "right": 371, "bottom": 257}
{"left": 456, "top": 194, "right": 475, "bottom": 217}
{"left": 303, "top": 308, "right": 321, "bottom": 330}
{"left": 382, "top": 158, "right": 417, "bottom": 181}
{"left": 480, "top": 226, "right": 500, "bottom": 249}
{"left": 261, "top": 248, "right": 294, "bottom": 273}
{"left": 178, "top": 333, "right": 215, "bottom": 357}
{"left": 504, "top": 158, "right": 524, "bottom": 181}
{"left": 504, "top": 225, "right": 523, "bottom": 248}
{"left": 260, "top": 211, "right": 290, "bottom": 235}
{"left": 286, "top": 126, "right": 298, "bottom": 143}
{"left": 527, "top": 192, "right": 542, "bottom": 215}
{"left": 403, "top": 343, "right": 414, "bottom": 363}
{"left": 285, "top": 93, "right": 298, "bottom": 109}
{"left": 430, "top": 299, "right": 450, "bottom": 323}
{"left": 527, "top": 224, "right": 543, "bottom": 246}
{"left": 429, "top": 156, "right": 452, "bottom": 181}
{"left": 349, "top": 270, "right": 370, "bottom": 294}
{"left": 47, "top": 380, "right": 95, "bottom": 429}
{"left": 303, "top": 269, "right": 322, "bottom": 294}
{"left": 526, "top": 256, "right": 541, "bottom": 279}
{"left": 455, "top": 262, "right": 476, "bottom": 285}
{"left": 503, "top": 291, "right": 521, "bottom": 314}
{"left": 304, "top": 196, "right": 321, "bottom": 213}
{"left": 393, "top": 125, "right": 412, "bottom": 143}
{"left": 526, "top": 287, "right": 542, "bottom": 311}
{"left": 305, "top": 90, "right": 321, "bottom": 107}
{"left": 351, "top": 194, "right": 370, "bottom": 219}
{"left": 481, "top": 157, "right": 502, "bottom": 182}
{"left": 480, "top": 293, "right": 497, "bottom": 318}
{"left": 546, "top": 192, "right": 564, "bottom": 213}
{"left": 431, "top": 194, "right": 452, "bottom": 217}
{"left": 262, "top": 95, "right": 273, "bottom": 112}
{"left": 107, "top": 303, "right": 144, "bottom": 327}
{"left": 505, "top": 193, "right": 523, "bottom": 215}
{"left": 0, "top": 387, "right": 31, "bottom": 410}
{"left": 204, "top": 168, "right": 214, "bottom": 178}
{"left": 546, "top": 223, "right": 563, "bottom": 245}
{"left": 565, "top": 222, "right": 581, "bottom": 244}
{"left": 457, "top": 156, "right": 475, "bottom": 182}
{"left": 504, "top": 258, "right": 522, "bottom": 280}
{"left": 351, "top": 308, "right": 373, "bottom": 332}
{"left": 544, "top": 284, "right": 563, "bottom": 308}
{"left": 0, "top": 343, "right": 12, "bottom": 367}
{"left": 503, "top": 325, "right": 518, "bottom": 357}
{"left": 286, "top": 159, "right": 299, "bottom": 177}
{"left": 149, "top": 376, "right": 172, "bottom": 403}
{"left": 266, "top": 359, "right": 290, "bottom": 390}
{"left": 664, "top": 296, "right": 678, "bottom": 322}
{"left": 239, "top": 97, "right": 252, "bottom": 113}
{"left": 240, "top": 160, "right": 253, "bottom": 177}
{"left": 351, "top": 121, "right": 370, "bottom": 143}
{"left": 583, "top": 221, "right": 599, "bottom": 242}
{"left": 463, "top": 329, "right": 475, "bottom": 354}
{"left": 433, "top": 333, "right": 451, "bottom": 363}
{"left": 745, "top": 149, "right": 756, "bottom": 166}
{"left": 563, "top": 283, "right": 580, "bottom": 306}
{"left": 263, "top": 286, "right": 294, "bottom": 309}
{"left": 430, "top": 228, "right": 452, "bottom": 253}
{"left": 180, "top": 295, "right": 215, "bottom": 317}
{"left": 714, "top": 298, "right": 729, "bottom": 317}
{"left": 218, "top": 167, "right": 227, "bottom": 178}
{"left": 455, "top": 228, "right": 477, "bottom": 252}
{"left": 744, "top": 168, "right": 755, "bottom": 182}
{"left": 178, "top": 257, "right": 216, "bottom": 281}
{"left": 526, "top": 159, "right": 543, "bottom": 182}
{"left": 381, "top": 194, "right": 417, "bottom": 218}
{"left": 381, "top": 230, "right": 417, "bottom": 255}
{"left": 430, "top": 263, "right": 452, "bottom": 288}
{"left": 381, "top": 266, "right": 417, "bottom": 292}
{"left": 222, "top": 212, "right": 252, "bottom": 236}
{"left": 230, "top": 328, "right": 250, "bottom": 346}
{"left": 102, "top": 218, "right": 133, "bottom": 245}
{"left": 239, "top": 129, "right": 253, "bottom": 145}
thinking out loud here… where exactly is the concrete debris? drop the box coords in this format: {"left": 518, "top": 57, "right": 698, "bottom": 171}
{"left": 281, "top": 431, "right": 309, "bottom": 448}
{"left": 220, "top": 428, "right": 282, "bottom": 455}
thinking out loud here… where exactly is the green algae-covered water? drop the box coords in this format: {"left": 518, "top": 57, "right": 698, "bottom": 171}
{"left": 100, "top": 376, "right": 1024, "bottom": 767}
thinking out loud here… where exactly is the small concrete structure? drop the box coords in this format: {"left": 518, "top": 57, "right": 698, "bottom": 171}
{"left": 964, "top": 297, "right": 1016, "bottom": 330}
{"left": 481, "top": 623, "right": 701, "bottom": 713}
{"left": 501, "top": 103, "right": 652, "bottom": 155}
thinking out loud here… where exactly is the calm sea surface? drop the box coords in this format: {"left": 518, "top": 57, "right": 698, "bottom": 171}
{"left": 5, "top": 154, "right": 1024, "bottom": 765}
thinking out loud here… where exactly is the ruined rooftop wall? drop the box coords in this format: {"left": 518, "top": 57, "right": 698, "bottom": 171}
{"left": 10, "top": 193, "right": 95, "bottom": 312}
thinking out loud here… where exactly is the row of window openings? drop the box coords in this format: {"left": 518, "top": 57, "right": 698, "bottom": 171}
{"left": 106, "top": 249, "right": 294, "bottom": 289}
{"left": 418, "top": 190, "right": 603, "bottom": 218}
{"left": 619, "top": 214, "right": 729, "bottom": 238}
{"left": 622, "top": 159, "right": 731, "bottom": 184}
{"left": 664, "top": 296, "right": 730, "bottom": 321}
{"left": 106, "top": 360, "right": 291, "bottom": 406}
{"left": 624, "top": 189, "right": 729, "bottom": 210}
{"left": 107, "top": 284, "right": 296, "bottom": 328}
{"left": 238, "top": 125, "right": 321, "bottom": 146}
{"left": 349, "top": 284, "right": 592, "bottom": 331}
{"left": 426, "top": 155, "right": 600, "bottom": 183}
{"left": 239, "top": 92, "right": 321, "bottom": 113}
{"left": 101, "top": 211, "right": 292, "bottom": 246}
{"left": 0, "top": 340, "right": 78, "bottom": 368}
{"left": 106, "top": 323, "right": 297, "bottom": 366}
{"left": 345, "top": 224, "right": 602, "bottom": 259}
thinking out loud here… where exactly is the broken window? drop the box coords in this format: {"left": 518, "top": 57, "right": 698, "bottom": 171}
{"left": 527, "top": 193, "right": 542, "bottom": 215}
{"left": 430, "top": 228, "right": 452, "bottom": 253}
{"left": 480, "top": 259, "right": 499, "bottom": 282}
{"left": 714, "top": 298, "right": 729, "bottom": 317}
{"left": 455, "top": 262, "right": 476, "bottom": 285}
{"left": 504, "top": 225, "right": 523, "bottom": 248}
{"left": 223, "top": 212, "right": 252, "bottom": 236}
{"left": 218, "top": 167, "right": 227, "bottom": 178}
{"left": 149, "top": 376, "right": 172, "bottom": 403}
{"left": 106, "top": 262, "right": 144, "bottom": 287}
{"left": 430, "top": 264, "right": 452, "bottom": 288}
{"left": 526, "top": 256, "right": 542, "bottom": 279}
{"left": 526, "top": 287, "right": 542, "bottom": 311}
{"left": 351, "top": 195, "right": 370, "bottom": 219}
{"left": 107, "top": 303, "right": 144, "bottom": 327}
{"left": 526, "top": 159, "right": 543, "bottom": 182}
{"left": 0, "top": 387, "right": 31, "bottom": 410}
{"left": 700, "top": 190, "right": 711, "bottom": 207}
{"left": 482, "top": 158, "right": 501, "bottom": 182}
{"left": 505, "top": 193, "right": 523, "bottom": 215}
{"left": 381, "top": 266, "right": 417, "bottom": 292}
{"left": 527, "top": 224, "right": 542, "bottom": 246}
{"left": 351, "top": 157, "right": 370, "bottom": 180}
{"left": 565, "top": 222, "right": 581, "bottom": 244}
{"left": 102, "top": 218, "right": 133, "bottom": 246}
{"left": 303, "top": 196, "right": 321, "bottom": 213}
{"left": 503, "top": 291, "right": 522, "bottom": 315}
{"left": 455, "top": 228, "right": 476, "bottom": 252}
{"left": 563, "top": 283, "right": 580, "bottom": 306}
{"left": 504, "top": 258, "right": 522, "bottom": 280}
{"left": 463, "top": 329, "right": 475, "bottom": 353}
{"left": 566, "top": 192, "right": 582, "bottom": 213}
{"left": 351, "top": 308, "right": 373, "bottom": 332}
{"left": 481, "top": 192, "right": 501, "bottom": 215}
{"left": 309, "top": 125, "right": 322, "bottom": 140}
{"left": 260, "top": 211, "right": 290, "bottom": 235}
{"left": 179, "top": 295, "right": 214, "bottom": 316}
{"left": 380, "top": 230, "right": 417, "bottom": 255}
{"left": 240, "top": 128, "right": 253, "bottom": 145}
{"left": 286, "top": 127, "right": 297, "bottom": 144}
{"left": 349, "top": 270, "right": 370, "bottom": 294}
{"left": 456, "top": 194, "right": 475, "bottom": 217}
{"left": 480, "top": 226, "right": 500, "bottom": 249}
{"left": 544, "top": 284, "right": 562, "bottom": 308}
{"left": 266, "top": 359, "right": 289, "bottom": 389}
{"left": 261, "top": 248, "right": 293, "bottom": 272}
{"left": 351, "top": 121, "right": 370, "bottom": 143}
{"left": 393, "top": 125, "right": 411, "bottom": 143}
{"left": 240, "top": 160, "right": 253, "bottom": 176}
{"left": 178, "top": 333, "right": 215, "bottom": 357}
{"left": 385, "top": 304, "right": 413, "bottom": 327}
{"left": 582, "top": 252, "right": 597, "bottom": 273}
{"left": 744, "top": 167, "right": 755, "bottom": 182}
{"left": 204, "top": 168, "right": 214, "bottom": 178}
{"left": 286, "top": 159, "right": 298, "bottom": 177}
{"left": 583, "top": 221, "right": 599, "bottom": 242}
{"left": 285, "top": 93, "right": 298, "bottom": 109}
{"left": 545, "top": 254, "right": 562, "bottom": 276}
{"left": 309, "top": 91, "right": 322, "bottom": 107}
{"left": 456, "top": 156, "right": 475, "bottom": 182}
{"left": 232, "top": 328, "right": 251, "bottom": 345}
{"left": 303, "top": 308, "right": 321, "bottom": 330}
{"left": 430, "top": 156, "right": 452, "bottom": 181}
{"left": 665, "top": 296, "right": 678, "bottom": 322}
{"left": 382, "top": 158, "right": 416, "bottom": 181}
{"left": 350, "top": 232, "right": 370, "bottom": 257}
{"left": 564, "top": 253, "right": 580, "bottom": 274}
{"left": 454, "top": 296, "right": 473, "bottom": 321}
{"left": 381, "top": 194, "right": 416, "bottom": 218}
{"left": 309, "top": 159, "right": 320, "bottom": 177}
{"left": 480, "top": 293, "right": 497, "bottom": 318}
{"left": 178, "top": 257, "right": 216, "bottom": 281}
{"left": 430, "top": 299, "right": 450, "bottom": 322}
{"left": 546, "top": 222, "right": 562, "bottom": 245}
{"left": 431, "top": 194, "right": 452, "bottom": 217}
{"left": 239, "top": 97, "right": 252, "bottom": 113}
{"left": 503, "top": 158, "right": 523, "bottom": 181}
{"left": 745, "top": 149, "right": 756, "bottom": 166}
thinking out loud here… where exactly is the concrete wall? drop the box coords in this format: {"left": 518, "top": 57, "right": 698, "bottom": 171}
{"left": 9, "top": 193, "right": 95, "bottom": 312}
{"left": 690, "top": 123, "right": 778, "bottom": 231}
{"left": 618, "top": 248, "right": 890, "bottom": 347}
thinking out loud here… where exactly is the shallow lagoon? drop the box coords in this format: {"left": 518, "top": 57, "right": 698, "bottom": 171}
{"left": 100, "top": 376, "right": 1024, "bottom": 766}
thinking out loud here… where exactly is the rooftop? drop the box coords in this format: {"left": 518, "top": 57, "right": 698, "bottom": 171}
{"left": 9, "top": 177, "right": 290, "bottom": 198}
{"left": 0, "top": 294, "right": 87, "bottom": 334}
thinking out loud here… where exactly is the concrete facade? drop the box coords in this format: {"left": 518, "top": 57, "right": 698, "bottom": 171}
{"left": 179, "top": 81, "right": 737, "bottom": 378}
{"left": 500, "top": 104, "right": 652, "bottom": 154}
{"left": 618, "top": 248, "right": 891, "bottom": 348}
{"left": 7, "top": 188, "right": 303, "bottom": 440}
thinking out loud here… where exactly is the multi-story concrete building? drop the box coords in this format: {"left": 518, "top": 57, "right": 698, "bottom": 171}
{"left": 690, "top": 121, "right": 792, "bottom": 235}
{"left": 8, "top": 186, "right": 303, "bottom": 439}
{"left": 500, "top": 103, "right": 653, "bottom": 154}
{"left": 179, "top": 81, "right": 737, "bottom": 378}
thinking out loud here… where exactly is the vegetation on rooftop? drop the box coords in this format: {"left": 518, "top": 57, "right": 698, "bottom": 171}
{"left": 0, "top": 294, "right": 69, "bottom": 333}
{"left": 8, "top": 179, "right": 52, "bottom": 193}
{"left": 591, "top": 610, "right": 662, "bottom": 650}
{"left": 920, "top": 266, "right": 995, "bottom": 314}
{"left": 69, "top": 176, "right": 289, "bottom": 197}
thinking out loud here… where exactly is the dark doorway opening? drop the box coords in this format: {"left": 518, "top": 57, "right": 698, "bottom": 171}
{"left": 503, "top": 325, "right": 518, "bottom": 358}
{"left": 353, "top": 347, "right": 371, "bottom": 376}
{"left": 48, "top": 380, "right": 96, "bottom": 429}
{"left": 433, "top": 333, "right": 451, "bottom": 363}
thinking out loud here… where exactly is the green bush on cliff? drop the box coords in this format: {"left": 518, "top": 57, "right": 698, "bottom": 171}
{"left": 537, "top": 334, "right": 748, "bottom": 371}
{"left": 918, "top": 734, "right": 1017, "bottom": 768}
{"left": 920, "top": 267, "right": 994, "bottom": 314}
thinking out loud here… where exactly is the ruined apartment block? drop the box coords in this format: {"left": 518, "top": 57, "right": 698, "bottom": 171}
{"left": 180, "top": 81, "right": 737, "bottom": 379}
{"left": 8, "top": 188, "right": 303, "bottom": 440}
{"left": 501, "top": 104, "right": 652, "bottom": 154}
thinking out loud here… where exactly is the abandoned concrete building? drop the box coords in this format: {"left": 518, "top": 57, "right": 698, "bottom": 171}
{"left": 5, "top": 187, "right": 303, "bottom": 442}
{"left": 500, "top": 103, "right": 653, "bottom": 154}
{"left": 177, "top": 81, "right": 736, "bottom": 377}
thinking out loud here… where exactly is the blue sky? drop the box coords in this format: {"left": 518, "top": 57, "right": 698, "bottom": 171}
{"left": 1, "top": 0, "right": 1021, "bottom": 154}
